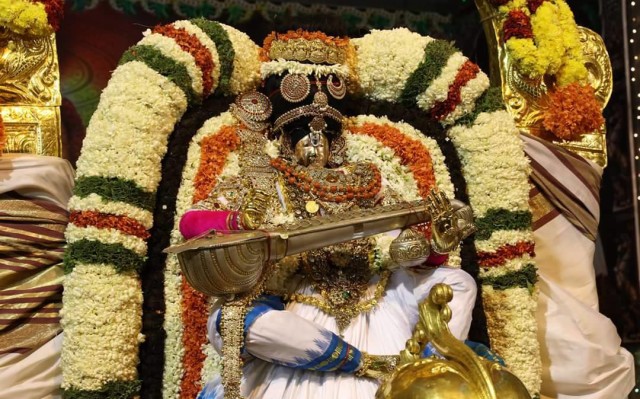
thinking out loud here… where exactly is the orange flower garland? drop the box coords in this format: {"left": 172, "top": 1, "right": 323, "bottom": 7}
{"left": 542, "top": 83, "right": 604, "bottom": 140}
{"left": 430, "top": 61, "right": 480, "bottom": 121}
{"left": 347, "top": 121, "right": 437, "bottom": 197}
{"left": 477, "top": 241, "right": 535, "bottom": 267}
{"left": 153, "top": 24, "right": 216, "bottom": 95}
{"left": 269, "top": 158, "right": 382, "bottom": 203}
{"left": 180, "top": 279, "right": 210, "bottom": 399}
{"left": 192, "top": 125, "right": 241, "bottom": 203}
{"left": 181, "top": 123, "right": 242, "bottom": 398}
{"left": 69, "top": 210, "right": 151, "bottom": 240}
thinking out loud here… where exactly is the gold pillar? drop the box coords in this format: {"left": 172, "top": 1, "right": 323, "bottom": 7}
{"left": 0, "top": 28, "right": 62, "bottom": 156}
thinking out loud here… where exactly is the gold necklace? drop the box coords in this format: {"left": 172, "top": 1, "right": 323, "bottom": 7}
{"left": 279, "top": 270, "right": 391, "bottom": 333}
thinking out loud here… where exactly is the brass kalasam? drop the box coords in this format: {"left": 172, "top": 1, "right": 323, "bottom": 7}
{"left": 0, "top": 29, "right": 62, "bottom": 156}
{"left": 474, "top": 0, "right": 612, "bottom": 167}
{"left": 376, "top": 283, "right": 531, "bottom": 399}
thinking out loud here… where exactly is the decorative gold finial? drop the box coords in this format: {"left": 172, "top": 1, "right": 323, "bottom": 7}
{"left": 376, "top": 283, "right": 531, "bottom": 399}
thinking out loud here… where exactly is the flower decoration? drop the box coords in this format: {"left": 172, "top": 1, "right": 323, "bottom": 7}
{"left": 503, "top": 10, "right": 533, "bottom": 41}
{"left": 499, "top": 0, "right": 587, "bottom": 84}
{"left": 493, "top": 0, "right": 603, "bottom": 140}
{"left": 542, "top": 83, "right": 605, "bottom": 140}
{"left": 61, "top": 20, "right": 260, "bottom": 398}
{"left": 64, "top": 22, "right": 541, "bottom": 399}
{"left": 0, "top": 0, "right": 64, "bottom": 37}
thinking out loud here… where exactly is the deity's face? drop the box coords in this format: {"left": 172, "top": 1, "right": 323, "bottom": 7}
{"left": 294, "top": 131, "right": 330, "bottom": 167}
{"left": 264, "top": 71, "right": 346, "bottom": 169}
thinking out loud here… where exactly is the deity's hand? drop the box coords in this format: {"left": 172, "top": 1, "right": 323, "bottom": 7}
{"left": 427, "top": 190, "right": 462, "bottom": 254}
{"left": 356, "top": 353, "right": 399, "bottom": 382}
{"left": 239, "top": 189, "right": 270, "bottom": 230}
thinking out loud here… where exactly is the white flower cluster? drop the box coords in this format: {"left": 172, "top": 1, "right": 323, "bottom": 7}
{"left": 482, "top": 286, "right": 542, "bottom": 396}
{"left": 172, "top": 20, "right": 222, "bottom": 95}
{"left": 162, "top": 255, "right": 186, "bottom": 399}
{"left": 222, "top": 24, "right": 262, "bottom": 95}
{"left": 373, "top": 234, "right": 397, "bottom": 270}
{"left": 447, "top": 110, "right": 531, "bottom": 218}
{"left": 264, "top": 140, "right": 280, "bottom": 159}
{"left": 416, "top": 52, "right": 467, "bottom": 112}
{"left": 163, "top": 112, "right": 239, "bottom": 396}
{"left": 352, "top": 28, "right": 433, "bottom": 102}
{"left": 61, "top": 265, "right": 143, "bottom": 391}
{"left": 140, "top": 31, "right": 205, "bottom": 98}
{"left": 75, "top": 61, "right": 188, "bottom": 192}
{"left": 200, "top": 341, "right": 223, "bottom": 386}
{"left": 260, "top": 60, "right": 352, "bottom": 81}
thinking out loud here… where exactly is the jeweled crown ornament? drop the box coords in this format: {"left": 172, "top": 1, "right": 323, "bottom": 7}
{"left": 263, "top": 29, "right": 350, "bottom": 64}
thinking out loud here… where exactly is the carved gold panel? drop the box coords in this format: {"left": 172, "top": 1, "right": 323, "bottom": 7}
{"left": 475, "top": 0, "right": 612, "bottom": 167}
{"left": 0, "top": 28, "right": 62, "bottom": 157}
{"left": 1, "top": 106, "right": 61, "bottom": 155}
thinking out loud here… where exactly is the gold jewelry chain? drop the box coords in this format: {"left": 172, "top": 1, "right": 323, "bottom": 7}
{"left": 271, "top": 269, "right": 391, "bottom": 332}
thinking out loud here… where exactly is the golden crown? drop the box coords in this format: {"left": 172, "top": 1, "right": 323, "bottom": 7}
{"left": 263, "top": 30, "right": 349, "bottom": 65}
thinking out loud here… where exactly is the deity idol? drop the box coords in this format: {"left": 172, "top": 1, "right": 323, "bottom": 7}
{"left": 175, "top": 31, "right": 479, "bottom": 399}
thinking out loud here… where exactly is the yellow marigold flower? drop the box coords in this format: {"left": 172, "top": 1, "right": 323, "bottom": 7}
{"left": 531, "top": 1, "right": 565, "bottom": 75}
{"left": 557, "top": 59, "right": 588, "bottom": 86}
{"left": 0, "top": 0, "right": 51, "bottom": 37}
{"left": 502, "top": 0, "right": 588, "bottom": 86}
{"left": 500, "top": 0, "right": 528, "bottom": 13}
{"left": 507, "top": 38, "right": 546, "bottom": 77}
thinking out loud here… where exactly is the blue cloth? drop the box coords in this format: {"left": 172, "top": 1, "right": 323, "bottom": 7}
{"left": 285, "top": 330, "right": 362, "bottom": 372}
{"left": 214, "top": 296, "right": 361, "bottom": 372}
{"left": 215, "top": 295, "right": 285, "bottom": 354}
{"left": 464, "top": 340, "right": 506, "bottom": 366}
{"left": 197, "top": 375, "right": 223, "bottom": 399}
{"left": 421, "top": 340, "right": 506, "bottom": 367}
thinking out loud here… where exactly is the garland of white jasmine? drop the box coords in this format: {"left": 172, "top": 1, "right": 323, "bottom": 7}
{"left": 63, "top": 23, "right": 541, "bottom": 399}
{"left": 61, "top": 18, "right": 260, "bottom": 398}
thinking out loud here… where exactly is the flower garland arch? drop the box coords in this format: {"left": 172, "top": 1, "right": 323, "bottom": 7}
{"left": 61, "top": 21, "right": 541, "bottom": 398}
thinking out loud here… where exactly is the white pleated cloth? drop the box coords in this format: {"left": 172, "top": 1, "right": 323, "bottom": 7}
{"left": 0, "top": 334, "right": 63, "bottom": 399}
{"left": 535, "top": 215, "right": 635, "bottom": 399}
{"left": 201, "top": 267, "right": 477, "bottom": 399}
